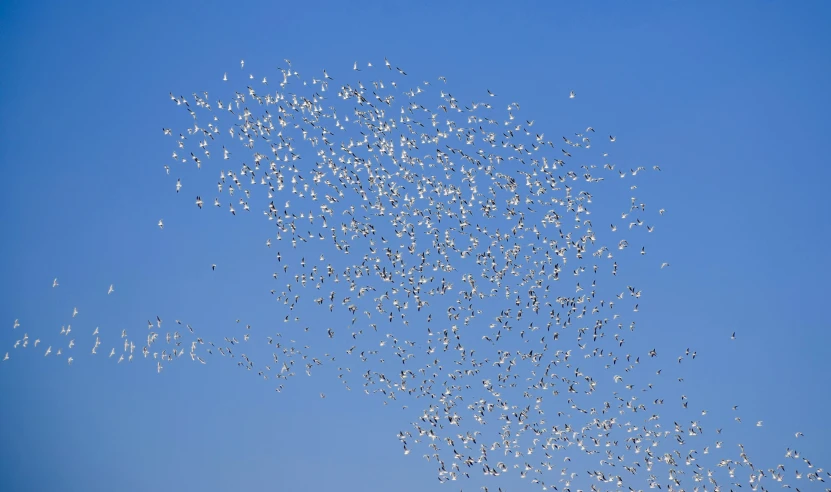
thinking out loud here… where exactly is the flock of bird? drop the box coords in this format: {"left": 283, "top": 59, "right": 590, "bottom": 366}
{"left": 4, "top": 58, "right": 828, "bottom": 492}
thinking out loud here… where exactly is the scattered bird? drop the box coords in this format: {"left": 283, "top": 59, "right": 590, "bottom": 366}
{"left": 4, "top": 58, "right": 814, "bottom": 492}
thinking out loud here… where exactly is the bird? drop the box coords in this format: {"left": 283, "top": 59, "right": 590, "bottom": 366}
{"left": 158, "top": 219, "right": 164, "bottom": 230}
{"left": 569, "top": 91, "right": 575, "bottom": 99}
{"left": 52, "top": 278, "right": 59, "bottom": 288}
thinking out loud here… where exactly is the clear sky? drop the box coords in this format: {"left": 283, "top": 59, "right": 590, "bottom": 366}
{"left": 1, "top": 1, "right": 830, "bottom": 491}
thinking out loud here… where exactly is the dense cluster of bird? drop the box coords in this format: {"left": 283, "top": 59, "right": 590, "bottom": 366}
{"left": 5, "top": 58, "right": 828, "bottom": 492}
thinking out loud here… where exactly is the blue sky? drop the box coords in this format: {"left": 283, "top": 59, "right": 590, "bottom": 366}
{"left": 1, "top": 1, "right": 830, "bottom": 491}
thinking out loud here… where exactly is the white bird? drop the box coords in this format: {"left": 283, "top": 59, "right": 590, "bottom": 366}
{"left": 67, "top": 357, "right": 73, "bottom": 365}
{"left": 609, "top": 135, "right": 616, "bottom": 142}
{"left": 108, "top": 284, "right": 114, "bottom": 295}
{"left": 795, "top": 432, "right": 804, "bottom": 438}
{"left": 661, "top": 262, "right": 670, "bottom": 269}
{"left": 158, "top": 219, "right": 164, "bottom": 230}
{"left": 45, "top": 346, "right": 52, "bottom": 356}
{"left": 13, "top": 319, "right": 19, "bottom": 329}
{"left": 569, "top": 91, "right": 575, "bottom": 99}
{"left": 756, "top": 421, "right": 763, "bottom": 427}
{"left": 72, "top": 307, "right": 78, "bottom": 317}
{"left": 52, "top": 278, "right": 59, "bottom": 288}
{"left": 223, "top": 72, "right": 228, "bottom": 81}
{"left": 2, "top": 353, "right": 8, "bottom": 361}
{"left": 240, "top": 60, "right": 244, "bottom": 69}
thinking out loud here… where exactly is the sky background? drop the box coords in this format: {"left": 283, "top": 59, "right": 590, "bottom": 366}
{"left": 1, "top": 1, "right": 830, "bottom": 491}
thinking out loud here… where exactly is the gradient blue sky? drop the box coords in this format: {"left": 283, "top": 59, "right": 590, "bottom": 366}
{"left": 1, "top": 1, "right": 830, "bottom": 491}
